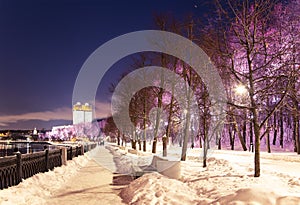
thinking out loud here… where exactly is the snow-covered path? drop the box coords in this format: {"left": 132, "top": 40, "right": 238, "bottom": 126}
{"left": 44, "top": 154, "right": 125, "bottom": 205}
{"left": 87, "top": 145, "right": 117, "bottom": 172}
{"left": 43, "top": 146, "right": 127, "bottom": 205}
{"left": 0, "top": 146, "right": 128, "bottom": 205}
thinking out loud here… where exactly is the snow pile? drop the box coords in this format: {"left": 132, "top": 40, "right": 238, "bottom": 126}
{"left": 106, "top": 145, "right": 153, "bottom": 175}
{"left": 213, "top": 188, "right": 300, "bottom": 205}
{"left": 121, "top": 172, "right": 300, "bottom": 205}
{"left": 120, "top": 172, "right": 205, "bottom": 205}
{"left": 110, "top": 144, "right": 300, "bottom": 205}
{"left": 0, "top": 150, "right": 92, "bottom": 205}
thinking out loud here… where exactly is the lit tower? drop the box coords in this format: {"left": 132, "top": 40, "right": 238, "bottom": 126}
{"left": 82, "top": 103, "right": 93, "bottom": 123}
{"left": 73, "top": 102, "right": 93, "bottom": 124}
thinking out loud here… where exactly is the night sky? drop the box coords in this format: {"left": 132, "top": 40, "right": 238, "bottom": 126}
{"left": 0, "top": 0, "right": 210, "bottom": 130}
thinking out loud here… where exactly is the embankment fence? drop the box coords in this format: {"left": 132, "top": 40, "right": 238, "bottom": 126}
{"left": 0, "top": 143, "right": 96, "bottom": 189}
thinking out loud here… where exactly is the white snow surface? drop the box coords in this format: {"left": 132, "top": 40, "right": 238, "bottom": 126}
{"left": 113, "top": 144, "right": 300, "bottom": 205}
{"left": 0, "top": 150, "right": 91, "bottom": 205}
{"left": 1, "top": 144, "right": 300, "bottom": 205}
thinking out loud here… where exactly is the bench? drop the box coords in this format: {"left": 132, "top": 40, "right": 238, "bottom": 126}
{"left": 128, "top": 149, "right": 138, "bottom": 154}
{"left": 131, "top": 155, "right": 181, "bottom": 179}
{"left": 119, "top": 146, "right": 126, "bottom": 150}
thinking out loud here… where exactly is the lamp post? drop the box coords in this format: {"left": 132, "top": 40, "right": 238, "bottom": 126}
{"left": 234, "top": 84, "right": 247, "bottom": 96}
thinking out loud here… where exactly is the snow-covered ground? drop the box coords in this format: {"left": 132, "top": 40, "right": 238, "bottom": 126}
{"left": 0, "top": 150, "right": 93, "bottom": 205}
{"left": 110, "top": 144, "right": 300, "bottom": 205}
{"left": 1, "top": 144, "right": 300, "bottom": 205}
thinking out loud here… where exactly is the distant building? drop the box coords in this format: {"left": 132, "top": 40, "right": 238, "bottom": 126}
{"left": 73, "top": 102, "right": 93, "bottom": 124}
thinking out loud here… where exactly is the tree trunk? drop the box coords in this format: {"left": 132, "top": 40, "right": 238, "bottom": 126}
{"left": 231, "top": 130, "right": 235, "bottom": 150}
{"left": 138, "top": 139, "right": 142, "bottom": 151}
{"left": 253, "top": 112, "right": 261, "bottom": 177}
{"left": 201, "top": 88, "right": 209, "bottom": 166}
{"left": 293, "top": 112, "right": 300, "bottom": 154}
{"left": 181, "top": 80, "right": 192, "bottom": 161}
{"left": 203, "top": 131, "right": 209, "bottom": 168}
{"left": 117, "top": 130, "right": 120, "bottom": 146}
{"left": 243, "top": 119, "right": 247, "bottom": 145}
{"left": 181, "top": 110, "right": 191, "bottom": 161}
{"left": 152, "top": 51, "right": 166, "bottom": 154}
{"left": 296, "top": 117, "right": 300, "bottom": 155}
{"left": 233, "top": 115, "right": 247, "bottom": 151}
{"left": 218, "top": 132, "right": 221, "bottom": 150}
{"left": 162, "top": 136, "right": 167, "bottom": 157}
{"left": 267, "top": 130, "right": 271, "bottom": 153}
{"left": 247, "top": 49, "right": 261, "bottom": 177}
{"left": 152, "top": 107, "right": 161, "bottom": 154}
{"left": 250, "top": 120, "right": 254, "bottom": 152}
{"left": 162, "top": 132, "right": 167, "bottom": 156}
{"left": 199, "top": 134, "right": 202, "bottom": 148}
{"left": 164, "top": 89, "right": 175, "bottom": 157}
{"left": 272, "top": 113, "right": 277, "bottom": 145}
{"left": 280, "top": 109, "right": 284, "bottom": 149}
{"left": 293, "top": 126, "right": 297, "bottom": 152}
{"left": 292, "top": 94, "right": 299, "bottom": 153}
{"left": 132, "top": 130, "right": 136, "bottom": 149}
{"left": 229, "top": 126, "right": 235, "bottom": 150}
{"left": 143, "top": 140, "right": 146, "bottom": 152}
{"left": 152, "top": 139, "right": 157, "bottom": 153}
{"left": 131, "top": 139, "right": 136, "bottom": 150}
{"left": 122, "top": 134, "right": 125, "bottom": 146}
{"left": 179, "top": 134, "right": 182, "bottom": 147}
{"left": 143, "top": 93, "right": 147, "bottom": 152}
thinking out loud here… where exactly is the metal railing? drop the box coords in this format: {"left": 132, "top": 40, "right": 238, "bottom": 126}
{"left": 0, "top": 149, "right": 63, "bottom": 189}
{"left": 0, "top": 143, "right": 97, "bottom": 190}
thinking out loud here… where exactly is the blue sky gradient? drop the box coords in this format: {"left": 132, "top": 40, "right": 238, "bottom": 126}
{"left": 0, "top": 0, "right": 210, "bottom": 129}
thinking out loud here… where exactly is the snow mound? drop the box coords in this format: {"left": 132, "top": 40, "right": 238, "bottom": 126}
{"left": 106, "top": 145, "right": 153, "bottom": 175}
{"left": 0, "top": 155, "right": 89, "bottom": 205}
{"left": 116, "top": 144, "right": 300, "bottom": 205}
{"left": 213, "top": 188, "right": 300, "bottom": 205}
{"left": 120, "top": 172, "right": 206, "bottom": 205}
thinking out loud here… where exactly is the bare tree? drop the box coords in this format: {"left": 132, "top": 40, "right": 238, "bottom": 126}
{"left": 213, "top": 0, "right": 293, "bottom": 177}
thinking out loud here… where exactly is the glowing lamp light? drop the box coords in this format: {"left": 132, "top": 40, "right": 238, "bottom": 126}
{"left": 234, "top": 84, "right": 247, "bottom": 95}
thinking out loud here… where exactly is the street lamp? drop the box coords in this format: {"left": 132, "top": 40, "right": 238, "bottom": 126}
{"left": 234, "top": 84, "right": 247, "bottom": 96}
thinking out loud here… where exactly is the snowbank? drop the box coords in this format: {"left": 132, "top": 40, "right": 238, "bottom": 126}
{"left": 120, "top": 172, "right": 205, "bottom": 205}
{"left": 213, "top": 188, "right": 300, "bottom": 205}
{"left": 106, "top": 145, "right": 153, "bottom": 175}
{"left": 0, "top": 150, "right": 92, "bottom": 205}
{"left": 121, "top": 172, "right": 300, "bottom": 205}
{"left": 112, "top": 144, "right": 300, "bottom": 205}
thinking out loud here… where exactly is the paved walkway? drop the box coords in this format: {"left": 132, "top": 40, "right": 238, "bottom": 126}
{"left": 45, "top": 145, "right": 131, "bottom": 205}
{"left": 87, "top": 145, "right": 117, "bottom": 173}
